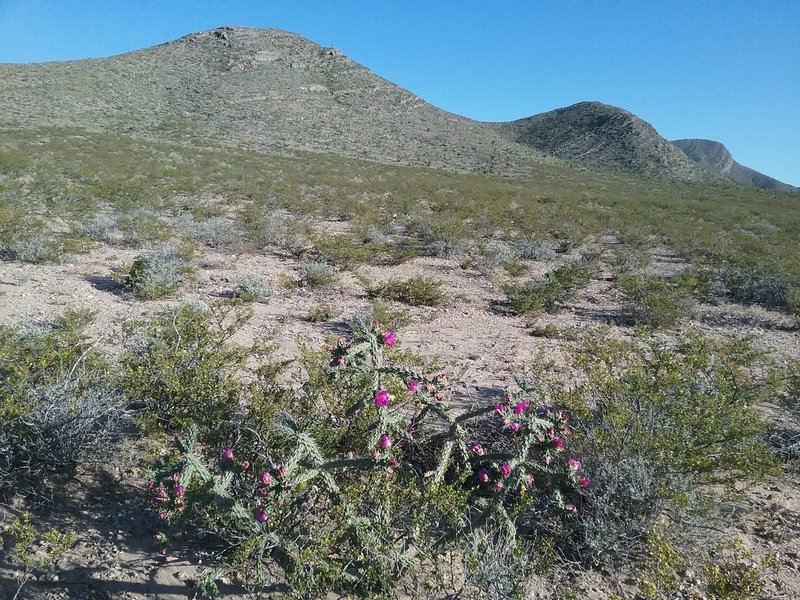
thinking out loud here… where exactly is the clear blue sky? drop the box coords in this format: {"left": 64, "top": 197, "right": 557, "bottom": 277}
{"left": 1, "top": 0, "right": 798, "bottom": 186}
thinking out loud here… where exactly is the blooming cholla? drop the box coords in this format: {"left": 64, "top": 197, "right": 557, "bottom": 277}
{"left": 374, "top": 389, "right": 391, "bottom": 407}
{"left": 407, "top": 379, "right": 420, "bottom": 393}
{"left": 379, "top": 434, "right": 392, "bottom": 450}
{"left": 383, "top": 331, "right": 396, "bottom": 346}
{"left": 222, "top": 448, "right": 234, "bottom": 460}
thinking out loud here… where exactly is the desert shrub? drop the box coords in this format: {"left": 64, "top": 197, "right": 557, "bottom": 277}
{"left": 688, "top": 266, "right": 799, "bottom": 312}
{"left": 238, "top": 207, "right": 307, "bottom": 254}
{"left": 312, "top": 233, "right": 373, "bottom": 267}
{"left": 461, "top": 240, "right": 517, "bottom": 273}
{"left": 121, "top": 302, "right": 259, "bottom": 442}
{"left": 0, "top": 310, "right": 123, "bottom": 502}
{"left": 116, "top": 245, "right": 194, "bottom": 299}
{"left": 307, "top": 300, "right": 339, "bottom": 322}
{"left": 8, "top": 229, "right": 58, "bottom": 263}
{"left": 616, "top": 274, "right": 688, "bottom": 328}
{"left": 551, "top": 332, "right": 779, "bottom": 565}
{"left": 115, "top": 208, "right": 172, "bottom": 246}
{"left": 503, "top": 261, "right": 592, "bottom": 315}
{"left": 369, "top": 276, "right": 445, "bottom": 306}
{"left": 514, "top": 236, "right": 557, "bottom": 261}
{"left": 234, "top": 274, "right": 271, "bottom": 303}
{"left": 350, "top": 300, "right": 413, "bottom": 332}
{"left": 185, "top": 215, "right": 239, "bottom": 248}
{"left": 298, "top": 260, "right": 337, "bottom": 289}
{"left": 146, "top": 324, "right": 588, "bottom": 598}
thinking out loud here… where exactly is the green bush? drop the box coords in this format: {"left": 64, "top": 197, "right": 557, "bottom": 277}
{"left": 616, "top": 274, "right": 688, "bottom": 328}
{"left": 121, "top": 302, "right": 259, "bottom": 442}
{"left": 308, "top": 300, "right": 339, "bottom": 322}
{"left": 552, "top": 332, "right": 779, "bottom": 565}
{"left": 503, "top": 261, "right": 592, "bottom": 315}
{"left": 369, "top": 276, "right": 446, "bottom": 306}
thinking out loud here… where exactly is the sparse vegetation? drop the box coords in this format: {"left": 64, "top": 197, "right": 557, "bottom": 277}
{"left": 115, "top": 245, "right": 194, "bottom": 300}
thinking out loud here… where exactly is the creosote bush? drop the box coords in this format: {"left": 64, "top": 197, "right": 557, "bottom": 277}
{"left": 368, "top": 275, "right": 446, "bottom": 306}
{"left": 146, "top": 324, "right": 588, "bottom": 598}
{"left": 234, "top": 274, "right": 271, "bottom": 303}
{"left": 503, "top": 260, "right": 593, "bottom": 315}
{"left": 616, "top": 273, "right": 689, "bottom": 328}
{"left": 121, "top": 302, "right": 264, "bottom": 442}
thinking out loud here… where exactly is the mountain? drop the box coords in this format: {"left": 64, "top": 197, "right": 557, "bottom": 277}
{"left": 491, "top": 101, "right": 706, "bottom": 180}
{"left": 0, "top": 26, "right": 548, "bottom": 173}
{"left": 671, "top": 139, "right": 798, "bottom": 192}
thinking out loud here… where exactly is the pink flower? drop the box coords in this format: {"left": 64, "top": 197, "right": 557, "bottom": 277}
{"left": 241, "top": 460, "right": 250, "bottom": 470}
{"left": 471, "top": 443, "right": 484, "bottom": 455}
{"left": 222, "top": 448, "right": 234, "bottom": 460}
{"left": 174, "top": 485, "right": 185, "bottom": 497}
{"left": 260, "top": 471, "right": 273, "bottom": 486}
{"left": 513, "top": 401, "right": 529, "bottom": 415}
{"left": 278, "top": 464, "right": 287, "bottom": 478}
{"left": 568, "top": 458, "right": 582, "bottom": 471}
{"left": 254, "top": 507, "right": 268, "bottom": 523}
{"left": 552, "top": 437, "right": 564, "bottom": 451}
{"left": 407, "top": 379, "right": 420, "bottom": 393}
{"left": 154, "top": 488, "right": 168, "bottom": 501}
{"left": 374, "top": 389, "right": 391, "bottom": 407}
{"left": 528, "top": 474, "right": 536, "bottom": 486}
{"left": 477, "top": 469, "right": 490, "bottom": 483}
{"left": 494, "top": 402, "right": 505, "bottom": 414}
{"left": 495, "top": 481, "right": 504, "bottom": 492}
{"left": 387, "top": 466, "right": 396, "bottom": 475}
{"left": 379, "top": 434, "right": 392, "bottom": 450}
{"left": 500, "top": 463, "right": 512, "bottom": 477}
{"left": 145, "top": 480, "right": 155, "bottom": 490}
{"left": 371, "top": 450, "right": 381, "bottom": 461}
{"left": 509, "top": 422, "right": 521, "bottom": 432}
{"left": 152, "top": 533, "right": 163, "bottom": 542}
{"left": 158, "top": 511, "right": 169, "bottom": 522}
{"left": 578, "top": 475, "right": 590, "bottom": 488}
{"left": 566, "top": 505, "right": 578, "bottom": 516}
{"left": 383, "top": 331, "right": 396, "bottom": 346}
{"left": 172, "top": 472, "right": 181, "bottom": 482}
{"left": 543, "top": 455, "right": 552, "bottom": 466}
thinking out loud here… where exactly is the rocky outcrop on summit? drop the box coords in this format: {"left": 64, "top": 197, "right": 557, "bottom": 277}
{"left": 671, "top": 139, "right": 798, "bottom": 192}
{"left": 492, "top": 101, "right": 706, "bottom": 180}
{"left": 0, "top": 26, "right": 547, "bottom": 173}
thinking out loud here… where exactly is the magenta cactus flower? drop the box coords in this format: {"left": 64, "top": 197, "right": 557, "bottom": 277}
{"left": 495, "top": 481, "right": 504, "bottom": 493}
{"left": 552, "top": 437, "right": 564, "bottom": 451}
{"left": 578, "top": 475, "right": 591, "bottom": 488}
{"left": 152, "top": 533, "right": 163, "bottom": 542}
{"left": 543, "top": 455, "right": 552, "bottom": 466}
{"left": 260, "top": 471, "right": 273, "bottom": 485}
{"left": 222, "top": 448, "right": 234, "bottom": 460}
{"left": 172, "top": 471, "right": 181, "bottom": 482}
{"left": 374, "top": 389, "right": 391, "bottom": 407}
{"left": 500, "top": 463, "right": 512, "bottom": 477}
{"left": 383, "top": 331, "right": 397, "bottom": 346}
{"left": 174, "top": 485, "right": 185, "bottom": 497}
{"left": 494, "top": 402, "right": 505, "bottom": 414}
{"left": 566, "top": 505, "right": 578, "bottom": 516}
{"left": 407, "top": 379, "right": 420, "bottom": 393}
{"left": 241, "top": 460, "right": 250, "bottom": 470}
{"left": 471, "top": 443, "right": 484, "bottom": 455}
{"left": 509, "top": 422, "right": 521, "bottom": 432}
{"left": 158, "top": 511, "right": 169, "bottom": 522}
{"left": 379, "top": 434, "right": 392, "bottom": 450}
{"left": 477, "top": 469, "right": 490, "bottom": 483}
{"left": 513, "top": 401, "right": 529, "bottom": 415}
{"left": 254, "top": 507, "right": 268, "bottom": 523}
{"left": 278, "top": 464, "right": 287, "bottom": 477}
{"left": 568, "top": 458, "right": 582, "bottom": 471}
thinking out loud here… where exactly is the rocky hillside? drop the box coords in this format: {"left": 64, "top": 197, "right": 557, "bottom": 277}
{"left": 672, "top": 138, "right": 798, "bottom": 192}
{"left": 0, "top": 26, "right": 547, "bottom": 173}
{"left": 491, "top": 101, "right": 707, "bottom": 180}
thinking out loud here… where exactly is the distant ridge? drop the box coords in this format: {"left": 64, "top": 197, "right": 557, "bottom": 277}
{"left": 671, "top": 139, "right": 798, "bottom": 192}
{"left": 491, "top": 101, "right": 706, "bottom": 179}
{"left": 0, "top": 26, "right": 548, "bottom": 174}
